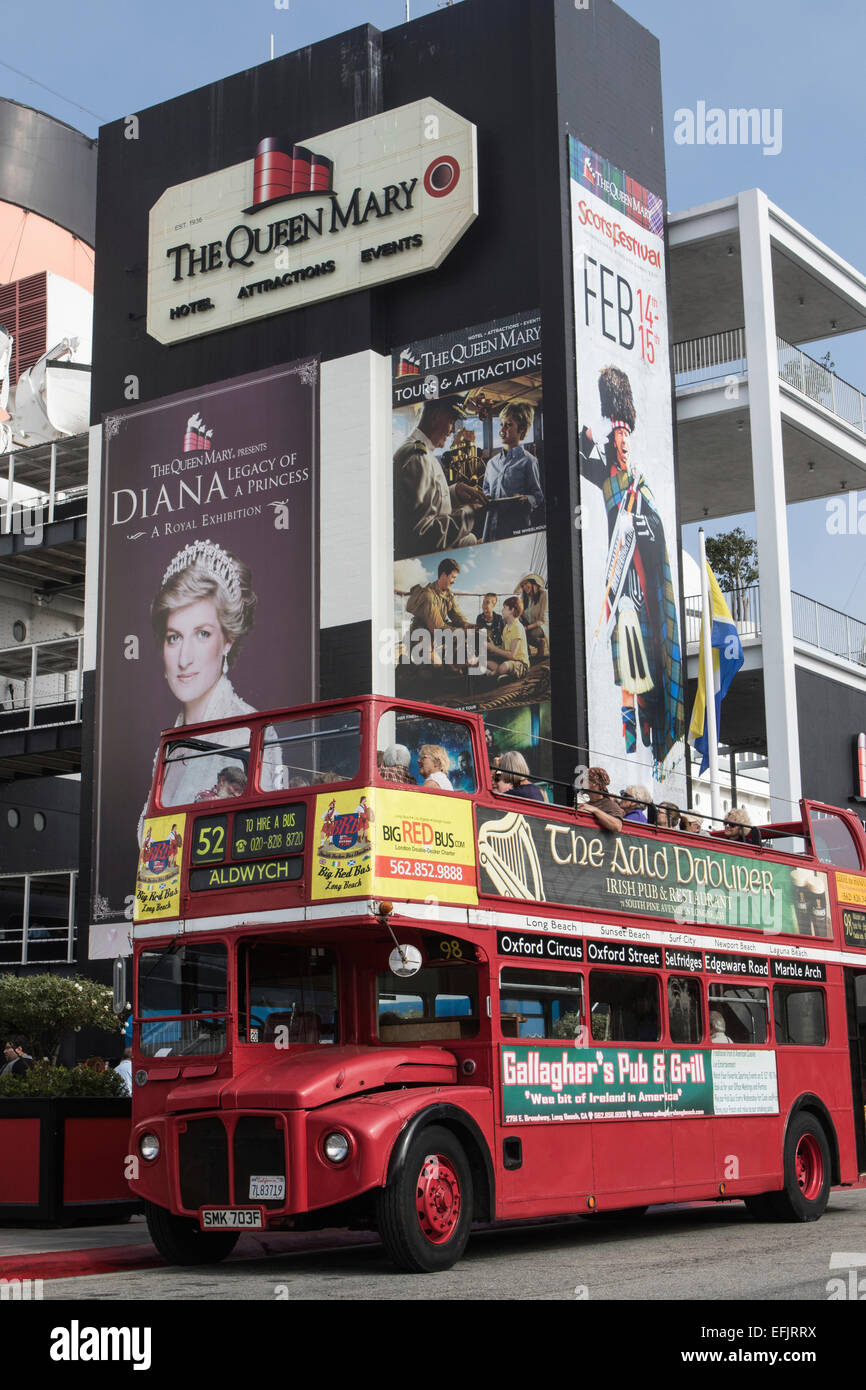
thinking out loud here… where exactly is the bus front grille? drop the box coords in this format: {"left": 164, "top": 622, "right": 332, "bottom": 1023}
{"left": 233, "top": 1116, "right": 286, "bottom": 1208}
{"left": 178, "top": 1117, "right": 229, "bottom": 1209}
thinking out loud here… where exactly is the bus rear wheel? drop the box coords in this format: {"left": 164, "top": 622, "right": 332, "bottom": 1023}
{"left": 376, "top": 1126, "right": 473, "bottom": 1273}
{"left": 748, "top": 1115, "right": 831, "bottom": 1223}
{"left": 145, "top": 1200, "right": 240, "bottom": 1265}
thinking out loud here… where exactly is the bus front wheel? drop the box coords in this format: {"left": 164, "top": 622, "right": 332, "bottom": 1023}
{"left": 145, "top": 1200, "right": 240, "bottom": 1265}
{"left": 376, "top": 1125, "right": 474, "bottom": 1273}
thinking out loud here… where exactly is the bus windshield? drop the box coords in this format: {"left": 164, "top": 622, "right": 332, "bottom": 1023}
{"left": 138, "top": 941, "right": 228, "bottom": 1057}
{"left": 238, "top": 942, "right": 338, "bottom": 1044}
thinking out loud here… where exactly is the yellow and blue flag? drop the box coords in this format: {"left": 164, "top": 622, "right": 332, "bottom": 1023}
{"left": 688, "top": 564, "right": 744, "bottom": 775}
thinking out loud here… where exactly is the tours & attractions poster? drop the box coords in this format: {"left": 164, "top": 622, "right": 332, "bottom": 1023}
{"left": 570, "top": 138, "right": 686, "bottom": 804}
{"left": 92, "top": 359, "right": 319, "bottom": 931}
{"left": 391, "top": 309, "right": 552, "bottom": 785}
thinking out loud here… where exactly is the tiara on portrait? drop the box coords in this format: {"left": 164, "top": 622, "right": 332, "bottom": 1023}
{"left": 161, "top": 541, "right": 241, "bottom": 602}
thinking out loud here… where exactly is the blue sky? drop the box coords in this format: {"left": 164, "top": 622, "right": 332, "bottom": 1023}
{"left": 4, "top": 0, "right": 864, "bottom": 616}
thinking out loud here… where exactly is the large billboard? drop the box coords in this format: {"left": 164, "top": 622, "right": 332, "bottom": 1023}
{"left": 147, "top": 99, "right": 477, "bottom": 345}
{"left": 92, "top": 359, "right": 318, "bottom": 935}
{"left": 570, "top": 138, "right": 685, "bottom": 801}
{"left": 391, "top": 309, "right": 552, "bottom": 782}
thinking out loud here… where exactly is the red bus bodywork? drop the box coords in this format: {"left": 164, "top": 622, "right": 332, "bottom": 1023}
{"left": 128, "top": 696, "right": 866, "bottom": 1271}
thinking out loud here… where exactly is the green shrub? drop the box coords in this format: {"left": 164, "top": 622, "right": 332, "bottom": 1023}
{"left": 0, "top": 973, "right": 122, "bottom": 1063}
{"left": 0, "top": 1060, "right": 128, "bottom": 1099}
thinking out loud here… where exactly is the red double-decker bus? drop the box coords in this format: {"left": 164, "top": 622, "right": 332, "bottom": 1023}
{"left": 127, "top": 695, "right": 866, "bottom": 1272}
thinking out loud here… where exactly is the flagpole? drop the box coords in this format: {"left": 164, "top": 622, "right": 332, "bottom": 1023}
{"left": 699, "top": 527, "right": 722, "bottom": 824}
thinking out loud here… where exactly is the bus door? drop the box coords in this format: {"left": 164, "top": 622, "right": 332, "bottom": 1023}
{"left": 844, "top": 970, "right": 866, "bottom": 1173}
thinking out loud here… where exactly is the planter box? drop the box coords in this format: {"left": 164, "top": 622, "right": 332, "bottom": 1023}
{"left": 0, "top": 1098, "right": 141, "bottom": 1224}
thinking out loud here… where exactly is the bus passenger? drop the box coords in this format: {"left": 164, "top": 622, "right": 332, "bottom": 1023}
{"left": 379, "top": 744, "right": 416, "bottom": 785}
{"left": 494, "top": 750, "right": 547, "bottom": 802}
{"left": 679, "top": 811, "right": 704, "bottom": 834}
{"left": 722, "top": 807, "right": 754, "bottom": 843}
{"left": 418, "top": 745, "right": 453, "bottom": 791}
{"left": 621, "top": 785, "right": 651, "bottom": 823}
{"left": 656, "top": 800, "right": 680, "bottom": 829}
{"left": 579, "top": 767, "right": 623, "bottom": 834}
{"left": 710, "top": 1010, "right": 733, "bottom": 1044}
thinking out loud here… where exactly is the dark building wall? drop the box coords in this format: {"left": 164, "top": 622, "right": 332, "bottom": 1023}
{"left": 0, "top": 99, "right": 97, "bottom": 244}
{"left": 796, "top": 666, "right": 866, "bottom": 815}
{"left": 0, "top": 776, "right": 79, "bottom": 872}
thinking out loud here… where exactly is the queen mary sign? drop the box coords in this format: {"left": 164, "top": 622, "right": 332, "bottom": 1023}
{"left": 147, "top": 98, "right": 478, "bottom": 344}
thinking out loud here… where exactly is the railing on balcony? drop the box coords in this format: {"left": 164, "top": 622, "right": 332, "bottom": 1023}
{"left": 777, "top": 337, "right": 866, "bottom": 433}
{"left": 0, "top": 634, "right": 83, "bottom": 729}
{"left": 683, "top": 585, "right": 761, "bottom": 647}
{"left": 672, "top": 328, "right": 747, "bottom": 388}
{"left": 684, "top": 586, "right": 866, "bottom": 668}
{"left": 791, "top": 592, "right": 866, "bottom": 665}
{"left": 0, "top": 870, "right": 77, "bottom": 966}
{"left": 672, "top": 328, "right": 866, "bottom": 437}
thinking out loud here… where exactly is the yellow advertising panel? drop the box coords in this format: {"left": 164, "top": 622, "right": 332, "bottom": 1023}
{"left": 134, "top": 814, "right": 187, "bottom": 921}
{"left": 311, "top": 788, "right": 477, "bottom": 906}
{"left": 836, "top": 871, "right": 866, "bottom": 907}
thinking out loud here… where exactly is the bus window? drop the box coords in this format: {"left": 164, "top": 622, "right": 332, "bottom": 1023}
{"left": 160, "top": 729, "right": 250, "bottom": 807}
{"left": 773, "top": 986, "right": 827, "bottom": 1045}
{"left": 238, "top": 942, "right": 338, "bottom": 1045}
{"left": 499, "top": 968, "right": 585, "bottom": 1041}
{"left": 137, "top": 941, "right": 227, "bottom": 1056}
{"left": 708, "top": 984, "right": 769, "bottom": 1045}
{"left": 377, "top": 962, "right": 479, "bottom": 1041}
{"left": 377, "top": 710, "right": 476, "bottom": 793}
{"left": 589, "top": 971, "right": 660, "bottom": 1042}
{"left": 667, "top": 976, "right": 703, "bottom": 1043}
{"left": 262, "top": 711, "right": 361, "bottom": 791}
{"left": 809, "top": 809, "right": 862, "bottom": 871}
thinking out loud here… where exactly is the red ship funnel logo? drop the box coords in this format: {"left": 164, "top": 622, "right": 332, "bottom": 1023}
{"left": 244, "top": 138, "right": 335, "bottom": 214}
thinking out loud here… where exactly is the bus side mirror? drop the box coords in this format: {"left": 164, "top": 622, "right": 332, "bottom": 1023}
{"left": 113, "top": 955, "right": 131, "bottom": 1016}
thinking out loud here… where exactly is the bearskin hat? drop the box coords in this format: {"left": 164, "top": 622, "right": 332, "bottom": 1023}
{"left": 598, "top": 365, "right": 636, "bottom": 432}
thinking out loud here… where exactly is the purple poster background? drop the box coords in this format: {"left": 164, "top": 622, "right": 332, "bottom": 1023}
{"left": 93, "top": 359, "right": 319, "bottom": 925}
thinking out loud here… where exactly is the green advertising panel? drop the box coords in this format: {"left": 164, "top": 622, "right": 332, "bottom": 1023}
{"left": 477, "top": 807, "right": 830, "bottom": 936}
{"left": 500, "top": 1044, "right": 778, "bottom": 1122}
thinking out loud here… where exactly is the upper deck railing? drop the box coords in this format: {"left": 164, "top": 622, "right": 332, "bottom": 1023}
{"left": 672, "top": 327, "right": 866, "bottom": 435}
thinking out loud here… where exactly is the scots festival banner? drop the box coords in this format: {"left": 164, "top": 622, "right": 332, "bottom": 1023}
{"left": 312, "top": 787, "right": 477, "bottom": 906}
{"left": 93, "top": 360, "right": 318, "bottom": 948}
{"left": 569, "top": 138, "right": 685, "bottom": 801}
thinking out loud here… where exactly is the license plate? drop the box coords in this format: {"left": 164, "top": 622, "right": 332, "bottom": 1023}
{"left": 200, "top": 1207, "right": 264, "bottom": 1229}
{"left": 249, "top": 1176, "right": 285, "bottom": 1201}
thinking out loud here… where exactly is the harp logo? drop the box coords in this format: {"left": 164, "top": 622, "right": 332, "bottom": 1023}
{"left": 477, "top": 811, "right": 546, "bottom": 901}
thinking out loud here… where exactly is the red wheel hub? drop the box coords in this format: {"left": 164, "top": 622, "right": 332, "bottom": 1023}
{"left": 794, "top": 1133, "right": 823, "bottom": 1201}
{"left": 415, "top": 1152, "right": 461, "bottom": 1244}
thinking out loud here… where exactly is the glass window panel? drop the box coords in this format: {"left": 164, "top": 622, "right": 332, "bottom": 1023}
{"left": 589, "top": 971, "right": 659, "bottom": 1042}
{"left": 377, "top": 710, "right": 476, "bottom": 793}
{"left": 667, "top": 976, "right": 703, "bottom": 1044}
{"left": 377, "top": 962, "right": 478, "bottom": 1040}
{"left": 708, "top": 984, "right": 769, "bottom": 1045}
{"left": 499, "top": 967, "right": 584, "bottom": 1040}
{"left": 263, "top": 711, "right": 360, "bottom": 791}
{"left": 160, "top": 728, "right": 250, "bottom": 807}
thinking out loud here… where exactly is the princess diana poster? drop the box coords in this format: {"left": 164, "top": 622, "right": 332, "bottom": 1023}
{"left": 92, "top": 360, "right": 319, "bottom": 940}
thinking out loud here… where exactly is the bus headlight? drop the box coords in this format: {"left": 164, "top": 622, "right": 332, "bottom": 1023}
{"left": 138, "top": 1133, "right": 160, "bottom": 1162}
{"left": 323, "top": 1131, "right": 350, "bottom": 1164}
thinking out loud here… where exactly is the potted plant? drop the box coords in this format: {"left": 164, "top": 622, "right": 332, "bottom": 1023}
{"left": 0, "top": 974, "right": 139, "bottom": 1223}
